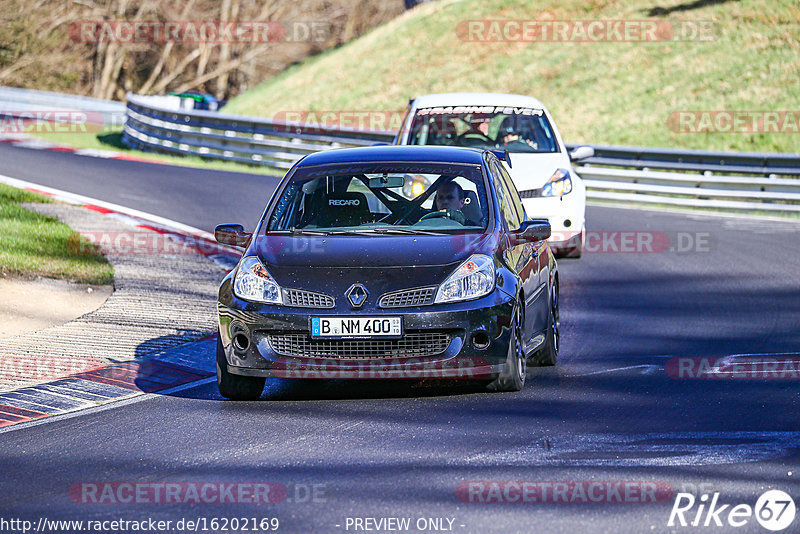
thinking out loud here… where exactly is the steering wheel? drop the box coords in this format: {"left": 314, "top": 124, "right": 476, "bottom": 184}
{"left": 420, "top": 210, "right": 449, "bottom": 221}
{"left": 419, "top": 209, "right": 465, "bottom": 224}
{"left": 456, "top": 132, "right": 493, "bottom": 147}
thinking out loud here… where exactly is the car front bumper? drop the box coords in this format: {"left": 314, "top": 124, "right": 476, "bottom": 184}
{"left": 217, "top": 289, "right": 517, "bottom": 380}
{"left": 522, "top": 192, "right": 585, "bottom": 252}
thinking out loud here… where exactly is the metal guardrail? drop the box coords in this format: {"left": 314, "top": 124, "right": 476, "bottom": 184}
{"left": 123, "top": 93, "right": 392, "bottom": 169}
{"left": 575, "top": 144, "right": 800, "bottom": 177}
{"left": 580, "top": 167, "right": 800, "bottom": 213}
{"left": 0, "top": 86, "right": 126, "bottom": 127}
{"left": 122, "top": 93, "right": 800, "bottom": 213}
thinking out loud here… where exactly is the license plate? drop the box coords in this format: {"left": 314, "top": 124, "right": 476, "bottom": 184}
{"left": 311, "top": 317, "right": 402, "bottom": 338}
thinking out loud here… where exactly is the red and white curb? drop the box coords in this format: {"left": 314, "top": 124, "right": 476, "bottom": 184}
{"left": 0, "top": 175, "right": 242, "bottom": 430}
{"left": 0, "top": 337, "right": 218, "bottom": 432}
{"left": 0, "top": 133, "right": 167, "bottom": 165}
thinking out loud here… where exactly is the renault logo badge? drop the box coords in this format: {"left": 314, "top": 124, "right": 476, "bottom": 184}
{"left": 346, "top": 284, "right": 369, "bottom": 308}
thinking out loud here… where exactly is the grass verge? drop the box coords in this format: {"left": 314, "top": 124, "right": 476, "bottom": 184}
{"left": 0, "top": 184, "right": 113, "bottom": 284}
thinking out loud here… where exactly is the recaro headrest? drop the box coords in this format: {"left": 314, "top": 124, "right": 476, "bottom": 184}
{"left": 317, "top": 191, "right": 371, "bottom": 227}
{"left": 461, "top": 190, "right": 484, "bottom": 226}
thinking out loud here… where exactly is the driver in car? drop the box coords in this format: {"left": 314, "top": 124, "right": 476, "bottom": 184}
{"left": 498, "top": 117, "right": 538, "bottom": 150}
{"left": 432, "top": 181, "right": 467, "bottom": 224}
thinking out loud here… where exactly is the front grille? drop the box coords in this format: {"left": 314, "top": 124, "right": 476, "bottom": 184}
{"left": 283, "top": 289, "right": 334, "bottom": 309}
{"left": 379, "top": 287, "right": 436, "bottom": 308}
{"left": 267, "top": 332, "right": 452, "bottom": 360}
{"left": 518, "top": 188, "right": 541, "bottom": 199}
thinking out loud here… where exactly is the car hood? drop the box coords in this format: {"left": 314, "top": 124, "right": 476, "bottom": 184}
{"left": 253, "top": 233, "right": 496, "bottom": 268}
{"left": 250, "top": 233, "right": 500, "bottom": 300}
{"left": 505, "top": 152, "right": 571, "bottom": 190}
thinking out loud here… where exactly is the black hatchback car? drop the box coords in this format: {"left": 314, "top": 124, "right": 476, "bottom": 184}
{"left": 214, "top": 145, "right": 559, "bottom": 399}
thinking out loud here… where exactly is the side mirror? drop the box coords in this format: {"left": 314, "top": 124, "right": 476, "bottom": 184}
{"left": 510, "top": 220, "right": 551, "bottom": 245}
{"left": 215, "top": 224, "right": 251, "bottom": 247}
{"left": 569, "top": 145, "right": 595, "bottom": 162}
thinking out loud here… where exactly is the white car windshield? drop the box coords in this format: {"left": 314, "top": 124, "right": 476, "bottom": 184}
{"left": 408, "top": 106, "right": 559, "bottom": 153}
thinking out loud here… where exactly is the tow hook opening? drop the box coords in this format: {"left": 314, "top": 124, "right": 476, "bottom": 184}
{"left": 472, "top": 331, "right": 491, "bottom": 350}
{"left": 230, "top": 322, "right": 251, "bottom": 354}
{"left": 232, "top": 333, "right": 250, "bottom": 352}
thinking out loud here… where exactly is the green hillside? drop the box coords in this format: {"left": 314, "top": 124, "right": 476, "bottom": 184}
{"left": 225, "top": 0, "right": 800, "bottom": 153}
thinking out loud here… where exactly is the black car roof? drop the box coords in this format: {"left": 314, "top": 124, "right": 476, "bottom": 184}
{"left": 294, "top": 145, "right": 488, "bottom": 167}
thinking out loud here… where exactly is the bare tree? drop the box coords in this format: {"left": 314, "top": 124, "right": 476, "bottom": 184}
{"left": 0, "top": 0, "right": 406, "bottom": 101}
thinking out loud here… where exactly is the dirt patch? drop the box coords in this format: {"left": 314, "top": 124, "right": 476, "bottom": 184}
{"left": 0, "top": 277, "right": 112, "bottom": 339}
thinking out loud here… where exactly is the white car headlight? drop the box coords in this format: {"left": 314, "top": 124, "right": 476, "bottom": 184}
{"left": 540, "top": 169, "right": 572, "bottom": 197}
{"left": 435, "top": 254, "right": 495, "bottom": 304}
{"left": 233, "top": 256, "right": 283, "bottom": 304}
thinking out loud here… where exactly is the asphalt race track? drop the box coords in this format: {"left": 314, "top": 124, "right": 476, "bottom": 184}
{"left": 0, "top": 143, "right": 279, "bottom": 232}
{"left": 1, "top": 143, "right": 799, "bottom": 533}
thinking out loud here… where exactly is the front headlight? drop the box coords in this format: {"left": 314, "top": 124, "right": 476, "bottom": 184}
{"left": 540, "top": 169, "right": 573, "bottom": 197}
{"left": 233, "top": 256, "right": 283, "bottom": 304}
{"left": 435, "top": 254, "right": 495, "bottom": 304}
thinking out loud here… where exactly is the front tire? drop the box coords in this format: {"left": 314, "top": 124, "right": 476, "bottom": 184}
{"left": 554, "top": 227, "right": 583, "bottom": 258}
{"left": 486, "top": 300, "right": 526, "bottom": 392}
{"left": 564, "top": 230, "right": 584, "bottom": 258}
{"left": 533, "top": 279, "right": 559, "bottom": 366}
{"left": 216, "top": 336, "right": 265, "bottom": 400}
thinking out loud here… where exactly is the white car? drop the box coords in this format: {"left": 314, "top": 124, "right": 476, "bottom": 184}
{"left": 394, "top": 93, "right": 593, "bottom": 257}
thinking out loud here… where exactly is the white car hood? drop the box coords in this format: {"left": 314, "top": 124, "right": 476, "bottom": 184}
{"left": 505, "top": 152, "right": 572, "bottom": 190}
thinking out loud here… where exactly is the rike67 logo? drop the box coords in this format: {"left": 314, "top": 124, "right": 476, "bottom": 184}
{"left": 668, "top": 490, "right": 796, "bottom": 531}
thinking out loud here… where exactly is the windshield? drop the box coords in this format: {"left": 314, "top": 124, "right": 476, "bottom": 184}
{"left": 407, "top": 106, "right": 559, "bottom": 153}
{"left": 266, "top": 162, "right": 490, "bottom": 234}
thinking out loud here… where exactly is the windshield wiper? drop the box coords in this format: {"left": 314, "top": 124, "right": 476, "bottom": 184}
{"left": 269, "top": 229, "right": 332, "bottom": 236}
{"left": 322, "top": 229, "right": 378, "bottom": 236}
{"left": 276, "top": 228, "right": 445, "bottom": 237}
{"left": 370, "top": 227, "right": 443, "bottom": 236}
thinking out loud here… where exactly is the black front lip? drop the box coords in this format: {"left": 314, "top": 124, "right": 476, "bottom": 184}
{"left": 217, "top": 289, "right": 515, "bottom": 379}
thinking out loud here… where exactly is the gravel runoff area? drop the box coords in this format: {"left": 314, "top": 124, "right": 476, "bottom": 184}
{"left": 0, "top": 202, "right": 224, "bottom": 392}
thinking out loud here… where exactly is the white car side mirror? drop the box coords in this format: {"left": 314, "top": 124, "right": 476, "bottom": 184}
{"left": 569, "top": 146, "right": 595, "bottom": 162}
